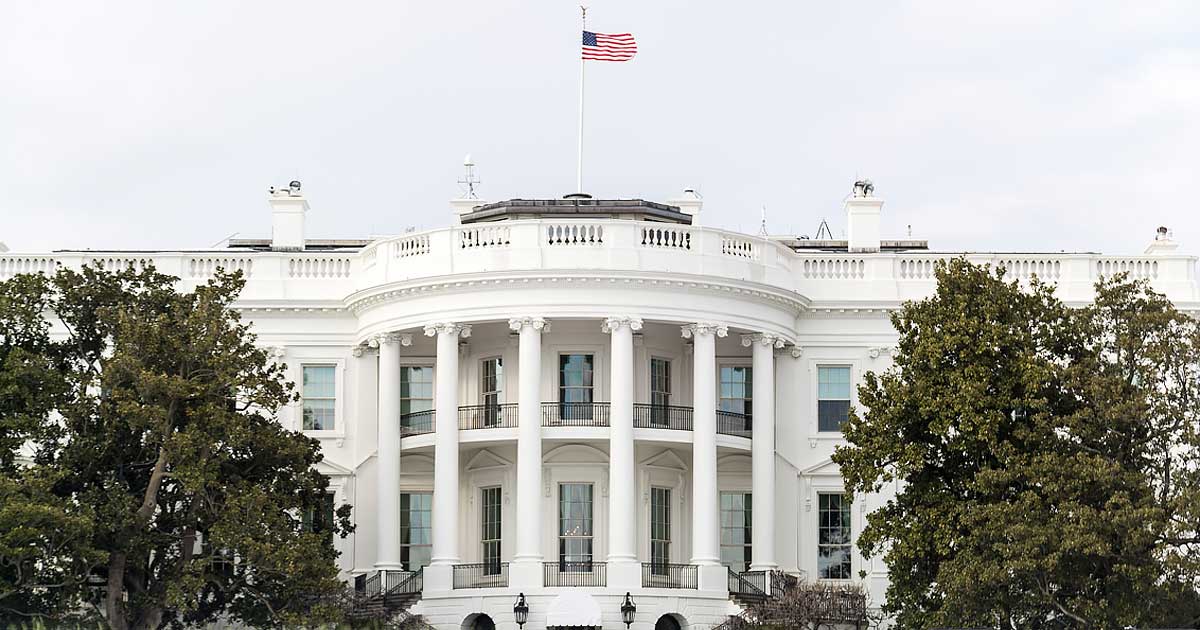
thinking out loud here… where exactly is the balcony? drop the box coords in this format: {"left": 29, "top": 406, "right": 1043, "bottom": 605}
{"left": 541, "top": 402, "right": 611, "bottom": 427}
{"left": 716, "top": 410, "right": 752, "bottom": 438}
{"left": 543, "top": 561, "right": 607, "bottom": 587}
{"left": 459, "top": 403, "right": 518, "bottom": 430}
{"left": 633, "top": 403, "right": 693, "bottom": 431}
{"left": 640, "top": 562, "right": 698, "bottom": 589}
{"left": 452, "top": 562, "right": 510, "bottom": 589}
{"left": 400, "top": 404, "right": 752, "bottom": 439}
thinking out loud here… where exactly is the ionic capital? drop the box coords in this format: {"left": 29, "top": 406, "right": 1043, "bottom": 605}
{"left": 508, "top": 317, "right": 550, "bottom": 333}
{"left": 681, "top": 323, "right": 728, "bottom": 339}
{"left": 423, "top": 323, "right": 471, "bottom": 339}
{"left": 789, "top": 345, "right": 803, "bottom": 359}
{"left": 369, "top": 332, "right": 412, "bottom": 348}
{"left": 602, "top": 316, "right": 644, "bottom": 333}
{"left": 740, "top": 333, "right": 786, "bottom": 349}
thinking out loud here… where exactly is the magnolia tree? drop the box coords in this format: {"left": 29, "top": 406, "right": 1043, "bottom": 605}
{"left": 0, "top": 266, "right": 352, "bottom": 629}
{"left": 833, "top": 259, "right": 1200, "bottom": 629}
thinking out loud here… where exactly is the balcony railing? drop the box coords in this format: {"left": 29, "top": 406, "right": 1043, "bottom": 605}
{"left": 633, "top": 404, "right": 694, "bottom": 431}
{"left": 716, "top": 410, "right": 753, "bottom": 438}
{"left": 459, "top": 403, "right": 518, "bottom": 430}
{"left": 641, "top": 562, "right": 698, "bottom": 589}
{"left": 452, "top": 562, "right": 509, "bottom": 589}
{"left": 400, "top": 410, "right": 435, "bottom": 436}
{"left": 542, "top": 402, "right": 611, "bottom": 427}
{"left": 543, "top": 561, "right": 607, "bottom": 587}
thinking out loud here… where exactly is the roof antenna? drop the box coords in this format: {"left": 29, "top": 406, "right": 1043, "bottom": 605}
{"left": 758, "top": 206, "right": 768, "bottom": 237}
{"left": 457, "top": 154, "right": 480, "bottom": 199}
{"left": 815, "top": 218, "right": 834, "bottom": 240}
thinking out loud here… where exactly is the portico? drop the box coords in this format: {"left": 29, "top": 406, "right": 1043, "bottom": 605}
{"left": 364, "top": 315, "right": 787, "bottom": 593}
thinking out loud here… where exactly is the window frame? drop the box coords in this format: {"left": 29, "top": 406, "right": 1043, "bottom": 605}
{"left": 399, "top": 491, "right": 433, "bottom": 572}
{"left": 400, "top": 363, "right": 436, "bottom": 433}
{"left": 816, "top": 492, "right": 852, "bottom": 580}
{"left": 557, "top": 482, "right": 595, "bottom": 571}
{"left": 718, "top": 362, "right": 753, "bottom": 421}
{"left": 649, "top": 486, "right": 672, "bottom": 573}
{"left": 720, "top": 491, "right": 753, "bottom": 573}
{"left": 295, "top": 358, "right": 345, "bottom": 437}
{"left": 480, "top": 486, "right": 503, "bottom": 575}
{"left": 816, "top": 364, "right": 853, "bottom": 434}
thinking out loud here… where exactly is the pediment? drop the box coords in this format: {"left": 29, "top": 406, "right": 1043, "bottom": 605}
{"left": 639, "top": 449, "right": 688, "bottom": 471}
{"left": 400, "top": 454, "right": 435, "bottom": 475}
{"left": 799, "top": 457, "right": 841, "bottom": 477}
{"left": 466, "top": 449, "right": 513, "bottom": 471}
{"left": 544, "top": 443, "right": 609, "bottom": 465}
{"left": 316, "top": 458, "right": 353, "bottom": 477}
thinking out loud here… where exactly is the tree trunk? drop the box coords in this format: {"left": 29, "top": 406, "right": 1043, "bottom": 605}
{"left": 106, "top": 552, "right": 128, "bottom": 630}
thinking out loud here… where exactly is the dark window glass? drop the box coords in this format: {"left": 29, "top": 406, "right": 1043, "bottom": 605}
{"left": 817, "top": 493, "right": 851, "bottom": 579}
{"left": 817, "top": 367, "right": 851, "bottom": 432}
{"left": 650, "top": 487, "right": 671, "bottom": 574}
{"left": 720, "top": 492, "right": 752, "bottom": 572}
{"left": 481, "top": 487, "right": 502, "bottom": 575}
{"left": 558, "top": 483, "right": 593, "bottom": 570}
{"left": 400, "top": 492, "right": 432, "bottom": 570}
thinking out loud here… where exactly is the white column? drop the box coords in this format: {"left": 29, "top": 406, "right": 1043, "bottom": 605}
{"left": 683, "top": 323, "right": 726, "bottom": 572}
{"left": 604, "top": 316, "right": 642, "bottom": 586}
{"left": 426, "top": 322, "right": 470, "bottom": 569}
{"left": 744, "top": 333, "right": 783, "bottom": 572}
{"left": 509, "top": 316, "right": 548, "bottom": 587}
{"left": 373, "top": 332, "right": 410, "bottom": 571}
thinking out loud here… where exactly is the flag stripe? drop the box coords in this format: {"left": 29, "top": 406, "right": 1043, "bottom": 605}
{"left": 582, "top": 30, "right": 637, "bottom": 62}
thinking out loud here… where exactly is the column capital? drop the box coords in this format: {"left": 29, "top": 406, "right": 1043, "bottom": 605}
{"left": 681, "top": 323, "right": 728, "bottom": 339}
{"left": 423, "top": 322, "right": 471, "bottom": 339}
{"left": 508, "top": 316, "right": 550, "bottom": 333}
{"left": 601, "top": 316, "right": 643, "bottom": 333}
{"left": 740, "top": 333, "right": 786, "bottom": 349}
{"left": 369, "top": 332, "right": 412, "bottom": 348}
{"left": 789, "top": 345, "right": 803, "bottom": 359}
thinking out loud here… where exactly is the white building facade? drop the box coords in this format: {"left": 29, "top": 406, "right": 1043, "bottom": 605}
{"left": 5, "top": 182, "right": 1197, "bottom": 630}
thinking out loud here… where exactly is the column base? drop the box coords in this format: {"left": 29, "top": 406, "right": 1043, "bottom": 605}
{"left": 509, "top": 559, "right": 544, "bottom": 589}
{"left": 422, "top": 563, "right": 454, "bottom": 592}
{"left": 606, "top": 558, "right": 641, "bottom": 590}
{"left": 697, "top": 564, "right": 730, "bottom": 594}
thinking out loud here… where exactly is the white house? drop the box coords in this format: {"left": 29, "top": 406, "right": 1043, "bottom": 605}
{"left": 4, "top": 180, "right": 1195, "bottom": 630}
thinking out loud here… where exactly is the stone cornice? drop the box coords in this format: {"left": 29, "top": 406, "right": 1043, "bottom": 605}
{"left": 343, "top": 271, "right": 810, "bottom": 317}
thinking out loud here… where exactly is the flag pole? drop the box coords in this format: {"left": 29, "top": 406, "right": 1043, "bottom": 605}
{"left": 577, "top": 5, "right": 586, "bottom": 194}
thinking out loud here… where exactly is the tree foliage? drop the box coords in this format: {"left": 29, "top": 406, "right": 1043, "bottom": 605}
{"left": 0, "top": 265, "right": 352, "bottom": 629}
{"left": 833, "top": 259, "right": 1200, "bottom": 629}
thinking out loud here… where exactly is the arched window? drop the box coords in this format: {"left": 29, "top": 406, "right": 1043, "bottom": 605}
{"left": 655, "top": 614, "right": 683, "bottom": 630}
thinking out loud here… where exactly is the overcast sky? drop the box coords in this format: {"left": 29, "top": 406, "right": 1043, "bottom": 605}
{"left": 2, "top": 1, "right": 1198, "bottom": 255}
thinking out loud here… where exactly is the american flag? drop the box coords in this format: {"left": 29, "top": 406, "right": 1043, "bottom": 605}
{"left": 582, "top": 30, "right": 637, "bottom": 61}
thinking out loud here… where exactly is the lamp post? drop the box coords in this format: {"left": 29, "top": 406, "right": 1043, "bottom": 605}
{"left": 620, "top": 592, "right": 636, "bottom": 629}
{"left": 513, "top": 592, "right": 529, "bottom": 629}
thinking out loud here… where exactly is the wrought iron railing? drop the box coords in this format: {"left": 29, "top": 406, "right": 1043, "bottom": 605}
{"left": 717, "top": 410, "right": 753, "bottom": 438}
{"left": 641, "top": 562, "right": 698, "bottom": 589}
{"left": 452, "top": 562, "right": 510, "bottom": 589}
{"left": 400, "top": 410, "right": 435, "bottom": 436}
{"left": 541, "top": 402, "right": 611, "bottom": 427}
{"left": 543, "top": 561, "right": 607, "bottom": 587}
{"left": 728, "top": 568, "right": 768, "bottom": 599}
{"left": 458, "top": 403, "right": 518, "bottom": 430}
{"left": 384, "top": 568, "right": 423, "bottom": 595}
{"left": 633, "top": 404, "right": 693, "bottom": 431}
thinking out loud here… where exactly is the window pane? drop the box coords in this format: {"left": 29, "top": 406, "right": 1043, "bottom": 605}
{"left": 818, "top": 366, "right": 851, "bottom": 400}
{"left": 818, "top": 400, "right": 851, "bottom": 432}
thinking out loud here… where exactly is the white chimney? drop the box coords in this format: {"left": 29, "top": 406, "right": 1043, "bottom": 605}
{"left": 670, "top": 189, "right": 703, "bottom": 225}
{"left": 845, "top": 179, "right": 883, "bottom": 253}
{"left": 268, "top": 180, "right": 309, "bottom": 251}
{"left": 1145, "top": 226, "right": 1179, "bottom": 255}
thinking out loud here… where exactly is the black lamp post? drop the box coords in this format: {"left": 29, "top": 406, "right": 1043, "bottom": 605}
{"left": 513, "top": 592, "right": 529, "bottom": 629}
{"left": 620, "top": 591, "right": 636, "bottom": 628}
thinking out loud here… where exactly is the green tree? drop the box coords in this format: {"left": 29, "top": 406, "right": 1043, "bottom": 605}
{"left": 0, "top": 265, "right": 352, "bottom": 629}
{"left": 832, "top": 259, "right": 1200, "bottom": 629}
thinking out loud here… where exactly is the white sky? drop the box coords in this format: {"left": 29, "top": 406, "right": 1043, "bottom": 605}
{"left": 2, "top": 1, "right": 1198, "bottom": 254}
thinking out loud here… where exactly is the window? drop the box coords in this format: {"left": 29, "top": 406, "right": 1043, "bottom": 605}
{"left": 558, "top": 354, "right": 594, "bottom": 421}
{"left": 817, "top": 367, "right": 852, "bottom": 432}
{"left": 302, "top": 365, "right": 336, "bottom": 430}
{"left": 303, "top": 491, "right": 336, "bottom": 544}
{"left": 400, "top": 492, "right": 432, "bottom": 571}
{"left": 719, "top": 366, "right": 753, "bottom": 420}
{"left": 720, "top": 492, "right": 752, "bottom": 572}
{"left": 481, "top": 487, "right": 502, "bottom": 575}
{"left": 400, "top": 365, "right": 434, "bottom": 433}
{"left": 818, "top": 493, "right": 852, "bottom": 579}
{"left": 558, "top": 483, "right": 593, "bottom": 570}
{"left": 650, "top": 487, "right": 671, "bottom": 574}
{"left": 650, "top": 358, "right": 671, "bottom": 427}
{"left": 481, "top": 358, "right": 503, "bottom": 427}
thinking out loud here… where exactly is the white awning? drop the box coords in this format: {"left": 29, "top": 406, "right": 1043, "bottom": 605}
{"left": 545, "top": 591, "right": 603, "bottom": 627}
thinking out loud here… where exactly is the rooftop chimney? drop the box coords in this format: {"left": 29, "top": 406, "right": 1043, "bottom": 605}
{"left": 268, "top": 180, "right": 309, "bottom": 251}
{"left": 670, "top": 189, "right": 703, "bottom": 225}
{"left": 1145, "top": 226, "right": 1179, "bottom": 255}
{"left": 845, "top": 179, "right": 883, "bottom": 253}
